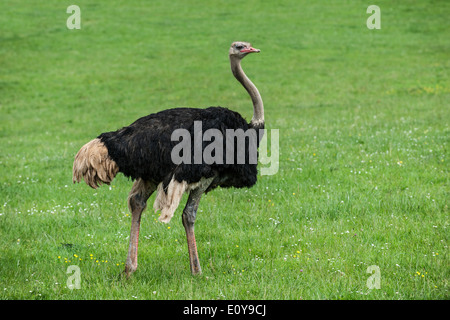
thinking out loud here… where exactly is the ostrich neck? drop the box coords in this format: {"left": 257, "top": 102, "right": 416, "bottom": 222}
{"left": 230, "top": 57, "right": 264, "bottom": 126}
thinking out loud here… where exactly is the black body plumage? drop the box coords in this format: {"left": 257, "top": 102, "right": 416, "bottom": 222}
{"left": 98, "top": 106, "right": 264, "bottom": 193}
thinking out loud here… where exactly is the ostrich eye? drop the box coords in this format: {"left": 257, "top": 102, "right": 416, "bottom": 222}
{"left": 235, "top": 45, "right": 244, "bottom": 50}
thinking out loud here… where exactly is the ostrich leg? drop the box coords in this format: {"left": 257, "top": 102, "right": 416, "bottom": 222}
{"left": 182, "top": 177, "right": 214, "bottom": 275}
{"left": 124, "top": 179, "right": 156, "bottom": 277}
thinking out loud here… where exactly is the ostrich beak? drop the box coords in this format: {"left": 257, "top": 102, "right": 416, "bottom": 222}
{"left": 240, "top": 47, "right": 260, "bottom": 53}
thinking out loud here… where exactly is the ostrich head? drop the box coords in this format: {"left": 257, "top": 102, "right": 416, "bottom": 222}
{"left": 229, "top": 41, "right": 260, "bottom": 59}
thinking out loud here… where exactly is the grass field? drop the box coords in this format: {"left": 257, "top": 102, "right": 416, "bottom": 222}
{"left": 0, "top": 0, "right": 448, "bottom": 300}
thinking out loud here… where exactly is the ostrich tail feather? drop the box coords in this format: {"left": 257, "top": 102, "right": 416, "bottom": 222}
{"left": 73, "top": 138, "right": 119, "bottom": 189}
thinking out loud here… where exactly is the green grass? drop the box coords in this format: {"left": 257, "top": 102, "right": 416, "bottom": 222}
{"left": 0, "top": 0, "right": 448, "bottom": 300}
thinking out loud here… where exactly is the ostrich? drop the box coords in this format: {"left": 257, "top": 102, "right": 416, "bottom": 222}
{"left": 73, "top": 41, "right": 264, "bottom": 277}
